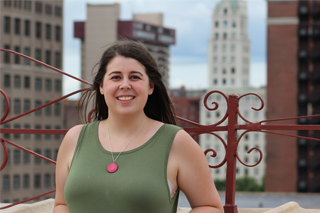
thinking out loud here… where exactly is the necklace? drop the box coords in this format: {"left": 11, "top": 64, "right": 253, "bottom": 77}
{"left": 106, "top": 117, "right": 147, "bottom": 173}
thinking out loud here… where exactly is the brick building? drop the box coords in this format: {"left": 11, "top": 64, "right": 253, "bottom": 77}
{"left": 266, "top": 0, "right": 320, "bottom": 192}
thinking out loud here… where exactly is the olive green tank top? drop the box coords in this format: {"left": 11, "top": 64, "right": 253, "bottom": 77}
{"left": 64, "top": 121, "right": 182, "bottom": 213}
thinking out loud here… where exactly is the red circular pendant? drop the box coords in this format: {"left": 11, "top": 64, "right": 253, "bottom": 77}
{"left": 107, "top": 163, "right": 118, "bottom": 173}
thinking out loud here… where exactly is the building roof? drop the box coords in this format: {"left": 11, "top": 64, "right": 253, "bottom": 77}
{"left": 214, "top": 0, "right": 239, "bottom": 12}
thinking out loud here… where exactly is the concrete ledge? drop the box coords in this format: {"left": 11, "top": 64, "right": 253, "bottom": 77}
{"left": 1, "top": 200, "right": 320, "bottom": 213}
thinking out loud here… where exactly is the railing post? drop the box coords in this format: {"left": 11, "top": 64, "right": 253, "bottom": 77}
{"left": 224, "top": 94, "right": 239, "bottom": 213}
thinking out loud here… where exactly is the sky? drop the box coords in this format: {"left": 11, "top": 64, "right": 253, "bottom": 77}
{"left": 63, "top": 0, "right": 267, "bottom": 99}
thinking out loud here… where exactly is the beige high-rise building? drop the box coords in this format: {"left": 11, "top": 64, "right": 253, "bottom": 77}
{"left": 0, "top": 0, "right": 64, "bottom": 203}
{"left": 74, "top": 3, "right": 175, "bottom": 89}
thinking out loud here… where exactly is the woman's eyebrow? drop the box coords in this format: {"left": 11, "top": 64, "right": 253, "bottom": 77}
{"left": 108, "top": 71, "right": 144, "bottom": 76}
{"left": 108, "top": 71, "right": 121, "bottom": 76}
{"left": 130, "top": 71, "right": 143, "bottom": 76}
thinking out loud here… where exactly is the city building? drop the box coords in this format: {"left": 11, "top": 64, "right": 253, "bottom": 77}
{"left": 169, "top": 86, "right": 206, "bottom": 143}
{"left": 266, "top": 0, "right": 320, "bottom": 192}
{"left": 200, "top": 0, "right": 266, "bottom": 184}
{"left": 0, "top": 0, "right": 64, "bottom": 203}
{"left": 73, "top": 3, "right": 175, "bottom": 90}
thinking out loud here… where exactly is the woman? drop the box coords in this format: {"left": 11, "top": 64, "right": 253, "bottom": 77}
{"left": 54, "top": 40, "right": 223, "bottom": 213}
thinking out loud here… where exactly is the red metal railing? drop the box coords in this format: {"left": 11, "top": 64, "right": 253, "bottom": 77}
{"left": 1, "top": 49, "right": 320, "bottom": 213}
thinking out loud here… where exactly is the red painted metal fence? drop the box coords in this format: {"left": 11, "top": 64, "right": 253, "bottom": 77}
{"left": 1, "top": 49, "right": 320, "bottom": 213}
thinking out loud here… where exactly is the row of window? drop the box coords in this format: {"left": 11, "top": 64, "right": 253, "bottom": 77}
{"left": 3, "top": 45, "right": 62, "bottom": 68}
{"left": 2, "top": 124, "right": 62, "bottom": 141}
{"left": 213, "top": 67, "right": 236, "bottom": 75}
{"left": 214, "top": 44, "right": 237, "bottom": 52}
{"left": 3, "top": 0, "right": 62, "bottom": 17}
{"left": 212, "top": 78, "right": 249, "bottom": 86}
{"left": 2, "top": 173, "right": 55, "bottom": 191}
{"left": 3, "top": 74, "right": 62, "bottom": 92}
{"left": 2, "top": 148, "right": 59, "bottom": 166}
{"left": 214, "top": 32, "right": 237, "bottom": 40}
{"left": 3, "top": 17, "right": 62, "bottom": 42}
{"left": 213, "top": 56, "right": 237, "bottom": 63}
{"left": 212, "top": 167, "right": 260, "bottom": 175}
{"left": 2, "top": 98, "right": 61, "bottom": 116}
{"left": 215, "top": 20, "right": 237, "bottom": 28}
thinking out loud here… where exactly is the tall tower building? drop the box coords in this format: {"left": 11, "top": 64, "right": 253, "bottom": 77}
{"left": 200, "top": 0, "right": 266, "bottom": 184}
{"left": 266, "top": 0, "right": 320, "bottom": 192}
{"left": 74, "top": 3, "right": 175, "bottom": 89}
{"left": 208, "top": 0, "right": 250, "bottom": 89}
{"left": 0, "top": 0, "right": 64, "bottom": 203}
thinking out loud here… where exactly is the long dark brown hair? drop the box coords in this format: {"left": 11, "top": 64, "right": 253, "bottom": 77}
{"left": 78, "top": 39, "right": 177, "bottom": 125}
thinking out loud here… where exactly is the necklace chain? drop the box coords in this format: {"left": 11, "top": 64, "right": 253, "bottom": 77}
{"left": 107, "top": 117, "right": 147, "bottom": 163}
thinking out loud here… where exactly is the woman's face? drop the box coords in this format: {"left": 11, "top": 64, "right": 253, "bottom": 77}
{"left": 100, "top": 55, "right": 154, "bottom": 117}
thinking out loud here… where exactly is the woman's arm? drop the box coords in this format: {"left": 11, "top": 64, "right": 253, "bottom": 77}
{"left": 53, "top": 125, "right": 83, "bottom": 213}
{"left": 171, "top": 130, "right": 224, "bottom": 213}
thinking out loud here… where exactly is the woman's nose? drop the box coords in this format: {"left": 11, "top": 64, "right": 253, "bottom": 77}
{"left": 119, "top": 78, "right": 131, "bottom": 90}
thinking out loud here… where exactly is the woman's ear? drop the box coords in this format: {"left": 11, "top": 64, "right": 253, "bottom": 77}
{"left": 100, "top": 83, "right": 104, "bottom": 95}
{"left": 148, "top": 83, "right": 154, "bottom": 95}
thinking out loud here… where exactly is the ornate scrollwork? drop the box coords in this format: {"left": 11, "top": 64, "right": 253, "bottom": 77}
{"left": 237, "top": 93, "right": 264, "bottom": 124}
{"left": 235, "top": 130, "right": 263, "bottom": 167}
{"left": 204, "top": 132, "right": 228, "bottom": 168}
{"left": 203, "top": 90, "right": 229, "bottom": 126}
{"left": 0, "top": 139, "right": 9, "bottom": 171}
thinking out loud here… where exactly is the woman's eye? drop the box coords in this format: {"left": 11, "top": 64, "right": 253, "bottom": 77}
{"left": 131, "top": 75, "right": 141, "bottom": 80}
{"left": 111, "top": 76, "right": 120, "bottom": 80}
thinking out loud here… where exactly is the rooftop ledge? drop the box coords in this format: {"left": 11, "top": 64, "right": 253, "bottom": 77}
{"left": 1, "top": 199, "right": 320, "bottom": 213}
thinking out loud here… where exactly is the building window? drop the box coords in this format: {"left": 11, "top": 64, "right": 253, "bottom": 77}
{"left": 55, "top": 6, "right": 62, "bottom": 17}
{"left": 231, "top": 56, "right": 235, "bottom": 63}
{"left": 54, "top": 79, "right": 61, "bottom": 92}
{"left": 35, "top": 77, "right": 42, "bottom": 91}
{"left": 213, "top": 79, "right": 217, "bottom": 85}
{"left": 4, "top": 16, "right": 11, "bottom": 33}
{"left": 23, "top": 124, "right": 31, "bottom": 140}
{"left": 231, "top": 67, "right": 235, "bottom": 74}
{"left": 232, "top": 33, "right": 236, "bottom": 39}
{"left": 14, "top": 99, "right": 21, "bottom": 114}
{"left": 14, "top": 124, "right": 21, "bottom": 139}
{"left": 232, "top": 21, "right": 236, "bottom": 28}
{"left": 222, "top": 68, "right": 226, "bottom": 74}
{"left": 3, "top": 175, "right": 10, "bottom": 191}
{"left": 13, "top": 149, "right": 21, "bottom": 164}
{"left": 44, "top": 173, "right": 51, "bottom": 188}
{"left": 14, "top": 75, "right": 21, "bottom": 88}
{"left": 222, "top": 79, "right": 226, "bottom": 85}
{"left": 231, "top": 79, "right": 235, "bottom": 85}
{"left": 45, "top": 79, "right": 52, "bottom": 91}
{"left": 13, "top": 175, "right": 20, "bottom": 189}
{"left": 3, "top": 44, "right": 10, "bottom": 63}
{"left": 55, "top": 25, "right": 61, "bottom": 42}
{"left": 45, "top": 101, "right": 52, "bottom": 116}
{"left": 222, "top": 45, "right": 226, "bottom": 52}
{"left": 55, "top": 51, "right": 61, "bottom": 68}
{"left": 24, "top": 99, "right": 30, "bottom": 113}
{"left": 14, "top": 46, "right": 21, "bottom": 64}
{"left": 34, "top": 174, "right": 41, "bottom": 188}
{"left": 45, "top": 24, "right": 51, "bottom": 40}
{"left": 224, "top": 8, "right": 228, "bottom": 14}
{"left": 215, "top": 21, "right": 219, "bottom": 28}
{"left": 222, "top": 56, "right": 226, "bottom": 63}
{"left": 215, "top": 33, "right": 219, "bottom": 39}
{"left": 45, "top": 50, "right": 51, "bottom": 65}
{"left": 223, "top": 33, "right": 227, "bottom": 39}
{"left": 35, "top": 100, "right": 42, "bottom": 116}
{"left": 35, "top": 49, "right": 41, "bottom": 66}
{"left": 45, "top": 4, "right": 52, "bottom": 15}
{"left": 24, "top": 76, "right": 30, "bottom": 88}
{"left": 231, "top": 45, "right": 235, "bottom": 52}
{"left": 44, "top": 126, "right": 51, "bottom": 140}
{"left": 24, "top": 20, "right": 30, "bottom": 36}
{"left": 14, "top": 18, "right": 21, "bottom": 35}
{"left": 54, "top": 102, "right": 61, "bottom": 117}
{"left": 24, "top": 47, "right": 30, "bottom": 65}
{"left": 34, "top": 149, "right": 42, "bottom": 164}
{"left": 54, "top": 149, "right": 59, "bottom": 161}
{"left": 214, "top": 45, "right": 218, "bottom": 52}
{"left": 223, "top": 21, "right": 228, "bottom": 28}
{"left": 44, "top": 149, "right": 51, "bottom": 164}
{"left": 54, "top": 125, "right": 61, "bottom": 140}
{"left": 35, "top": 1, "right": 42, "bottom": 13}
{"left": 4, "top": 74, "right": 11, "bottom": 87}
{"left": 23, "top": 174, "right": 30, "bottom": 188}
{"left": 3, "top": 124, "right": 10, "bottom": 139}
{"left": 35, "top": 22, "right": 41, "bottom": 38}
{"left": 213, "top": 68, "right": 218, "bottom": 74}
{"left": 213, "top": 56, "right": 217, "bottom": 63}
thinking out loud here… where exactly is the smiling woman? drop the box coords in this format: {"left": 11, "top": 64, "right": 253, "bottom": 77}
{"left": 53, "top": 40, "right": 223, "bottom": 213}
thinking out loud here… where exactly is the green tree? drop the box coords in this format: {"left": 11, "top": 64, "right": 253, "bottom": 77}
{"left": 214, "top": 175, "right": 264, "bottom": 192}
